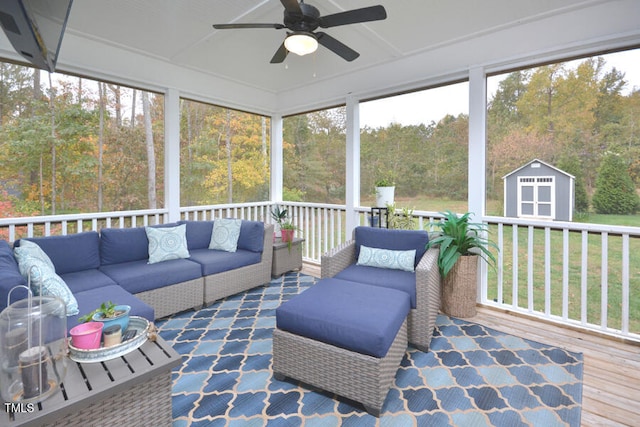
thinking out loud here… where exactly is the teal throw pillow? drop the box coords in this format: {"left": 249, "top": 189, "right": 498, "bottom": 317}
{"left": 14, "top": 240, "right": 79, "bottom": 316}
{"left": 209, "top": 218, "right": 242, "bottom": 252}
{"left": 356, "top": 245, "right": 416, "bottom": 272}
{"left": 146, "top": 224, "right": 190, "bottom": 264}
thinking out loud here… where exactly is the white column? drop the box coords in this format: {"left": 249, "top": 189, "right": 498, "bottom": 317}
{"left": 164, "top": 88, "right": 181, "bottom": 222}
{"left": 468, "top": 67, "right": 486, "bottom": 219}
{"left": 270, "top": 114, "right": 283, "bottom": 203}
{"left": 468, "top": 67, "right": 487, "bottom": 302}
{"left": 345, "top": 96, "right": 361, "bottom": 237}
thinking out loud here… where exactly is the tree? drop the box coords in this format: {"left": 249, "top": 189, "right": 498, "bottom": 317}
{"left": 592, "top": 153, "right": 640, "bottom": 214}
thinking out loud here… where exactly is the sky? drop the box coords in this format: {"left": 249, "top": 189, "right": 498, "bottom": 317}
{"left": 359, "top": 49, "right": 640, "bottom": 129}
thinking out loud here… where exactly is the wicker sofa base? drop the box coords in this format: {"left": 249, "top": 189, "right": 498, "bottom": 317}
{"left": 272, "top": 320, "right": 408, "bottom": 417}
{"left": 135, "top": 277, "right": 204, "bottom": 318}
{"left": 46, "top": 374, "right": 173, "bottom": 427}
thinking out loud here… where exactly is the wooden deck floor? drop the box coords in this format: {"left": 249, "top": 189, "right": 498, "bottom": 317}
{"left": 301, "top": 264, "right": 640, "bottom": 427}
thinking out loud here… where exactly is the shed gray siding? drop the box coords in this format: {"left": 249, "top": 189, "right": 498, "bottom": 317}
{"left": 503, "top": 160, "right": 574, "bottom": 221}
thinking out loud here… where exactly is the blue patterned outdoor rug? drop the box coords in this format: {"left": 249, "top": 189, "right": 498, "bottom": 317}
{"left": 156, "top": 272, "right": 583, "bottom": 426}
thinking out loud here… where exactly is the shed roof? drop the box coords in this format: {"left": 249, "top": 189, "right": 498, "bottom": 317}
{"left": 502, "top": 159, "right": 575, "bottom": 180}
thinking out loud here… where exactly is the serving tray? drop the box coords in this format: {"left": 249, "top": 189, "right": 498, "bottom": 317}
{"left": 68, "top": 316, "right": 151, "bottom": 363}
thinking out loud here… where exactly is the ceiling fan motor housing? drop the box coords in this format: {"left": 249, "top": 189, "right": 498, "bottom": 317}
{"left": 284, "top": 3, "right": 320, "bottom": 32}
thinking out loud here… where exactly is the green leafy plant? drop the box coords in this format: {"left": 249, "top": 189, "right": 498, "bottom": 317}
{"left": 79, "top": 301, "right": 120, "bottom": 323}
{"left": 426, "top": 211, "right": 498, "bottom": 278}
{"left": 375, "top": 175, "right": 395, "bottom": 187}
{"left": 386, "top": 202, "right": 416, "bottom": 230}
{"left": 271, "top": 205, "right": 289, "bottom": 225}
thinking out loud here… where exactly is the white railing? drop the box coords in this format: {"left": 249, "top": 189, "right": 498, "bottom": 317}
{"left": 180, "top": 202, "right": 272, "bottom": 223}
{"left": 482, "top": 215, "right": 640, "bottom": 341}
{"left": 0, "top": 209, "right": 169, "bottom": 242}
{"left": 1, "top": 202, "right": 637, "bottom": 341}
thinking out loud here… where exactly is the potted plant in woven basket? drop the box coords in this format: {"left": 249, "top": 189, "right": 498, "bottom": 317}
{"left": 426, "top": 211, "right": 498, "bottom": 318}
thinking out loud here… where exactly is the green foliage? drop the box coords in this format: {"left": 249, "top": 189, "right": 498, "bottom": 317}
{"left": 271, "top": 205, "right": 288, "bottom": 224}
{"left": 79, "top": 301, "right": 117, "bottom": 323}
{"left": 426, "top": 211, "right": 498, "bottom": 278}
{"left": 592, "top": 153, "right": 640, "bottom": 214}
{"left": 386, "top": 203, "right": 416, "bottom": 229}
{"left": 556, "top": 157, "right": 590, "bottom": 213}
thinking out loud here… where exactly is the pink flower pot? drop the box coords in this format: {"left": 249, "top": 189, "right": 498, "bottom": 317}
{"left": 70, "top": 322, "right": 103, "bottom": 350}
{"left": 281, "top": 229, "right": 295, "bottom": 243}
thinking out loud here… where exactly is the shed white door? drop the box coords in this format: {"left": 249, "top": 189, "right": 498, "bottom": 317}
{"left": 517, "top": 176, "right": 555, "bottom": 219}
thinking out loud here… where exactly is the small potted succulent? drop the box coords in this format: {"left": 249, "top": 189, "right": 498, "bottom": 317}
{"left": 79, "top": 301, "right": 131, "bottom": 334}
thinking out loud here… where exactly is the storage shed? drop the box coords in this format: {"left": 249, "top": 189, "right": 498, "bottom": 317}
{"left": 502, "top": 159, "right": 575, "bottom": 221}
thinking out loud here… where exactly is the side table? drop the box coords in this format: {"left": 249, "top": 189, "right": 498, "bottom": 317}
{"left": 272, "top": 237, "right": 304, "bottom": 277}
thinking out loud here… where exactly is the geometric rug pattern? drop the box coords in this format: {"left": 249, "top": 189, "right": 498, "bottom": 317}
{"left": 156, "top": 272, "right": 583, "bottom": 426}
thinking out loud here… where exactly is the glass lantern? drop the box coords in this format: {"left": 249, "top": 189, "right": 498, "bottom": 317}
{"left": 0, "top": 286, "right": 67, "bottom": 403}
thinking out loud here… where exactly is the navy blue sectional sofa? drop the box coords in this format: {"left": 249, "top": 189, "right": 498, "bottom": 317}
{"left": 0, "top": 220, "right": 274, "bottom": 329}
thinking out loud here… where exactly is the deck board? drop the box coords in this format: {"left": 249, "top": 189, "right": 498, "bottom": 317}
{"left": 302, "top": 263, "right": 640, "bottom": 427}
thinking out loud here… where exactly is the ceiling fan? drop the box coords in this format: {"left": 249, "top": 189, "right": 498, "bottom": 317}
{"left": 213, "top": 0, "right": 387, "bottom": 63}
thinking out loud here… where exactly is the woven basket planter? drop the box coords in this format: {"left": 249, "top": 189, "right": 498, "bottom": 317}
{"left": 442, "top": 255, "right": 478, "bottom": 318}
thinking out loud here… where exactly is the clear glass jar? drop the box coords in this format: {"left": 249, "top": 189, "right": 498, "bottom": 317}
{"left": 0, "top": 292, "right": 67, "bottom": 403}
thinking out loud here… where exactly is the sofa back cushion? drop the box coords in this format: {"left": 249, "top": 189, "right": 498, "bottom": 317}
{"left": 20, "top": 232, "right": 101, "bottom": 274}
{"left": 238, "top": 220, "right": 265, "bottom": 253}
{"left": 179, "top": 220, "right": 264, "bottom": 253}
{"left": 100, "top": 227, "right": 149, "bottom": 265}
{"left": 179, "top": 220, "right": 214, "bottom": 250}
{"left": 0, "top": 240, "right": 28, "bottom": 311}
{"left": 354, "top": 226, "right": 429, "bottom": 268}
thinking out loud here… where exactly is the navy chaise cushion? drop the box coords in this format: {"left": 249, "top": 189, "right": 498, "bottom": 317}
{"left": 334, "top": 264, "right": 417, "bottom": 308}
{"left": 276, "top": 278, "right": 410, "bottom": 358}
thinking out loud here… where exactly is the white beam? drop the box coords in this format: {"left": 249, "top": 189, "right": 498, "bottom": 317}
{"left": 468, "top": 66, "right": 487, "bottom": 303}
{"left": 165, "top": 88, "right": 181, "bottom": 222}
{"left": 270, "top": 114, "right": 283, "bottom": 203}
{"left": 345, "top": 96, "right": 360, "bottom": 237}
{"left": 468, "top": 67, "right": 486, "bottom": 218}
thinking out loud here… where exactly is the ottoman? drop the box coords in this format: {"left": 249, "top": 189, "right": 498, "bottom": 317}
{"left": 273, "top": 277, "right": 410, "bottom": 416}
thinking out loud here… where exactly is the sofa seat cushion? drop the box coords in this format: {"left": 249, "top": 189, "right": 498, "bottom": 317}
{"left": 99, "top": 258, "right": 202, "bottom": 294}
{"left": 276, "top": 278, "right": 410, "bottom": 358}
{"left": 354, "top": 226, "right": 429, "bottom": 268}
{"left": 61, "top": 269, "right": 118, "bottom": 293}
{"left": 21, "top": 231, "right": 101, "bottom": 274}
{"left": 334, "top": 264, "right": 417, "bottom": 309}
{"left": 188, "top": 248, "right": 261, "bottom": 276}
{"left": 69, "top": 285, "right": 154, "bottom": 330}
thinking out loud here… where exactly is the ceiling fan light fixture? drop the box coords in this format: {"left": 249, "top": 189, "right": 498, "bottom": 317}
{"left": 284, "top": 32, "right": 318, "bottom": 56}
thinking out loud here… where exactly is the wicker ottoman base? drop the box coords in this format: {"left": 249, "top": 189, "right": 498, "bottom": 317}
{"left": 272, "top": 320, "right": 407, "bottom": 417}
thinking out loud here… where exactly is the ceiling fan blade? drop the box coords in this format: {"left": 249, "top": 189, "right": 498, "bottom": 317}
{"left": 319, "top": 5, "right": 387, "bottom": 28}
{"left": 213, "top": 23, "right": 285, "bottom": 30}
{"left": 280, "top": 0, "right": 302, "bottom": 15}
{"left": 270, "top": 42, "right": 289, "bottom": 63}
{"left": 316, "top": 32, "right": 359, "bottom": 62}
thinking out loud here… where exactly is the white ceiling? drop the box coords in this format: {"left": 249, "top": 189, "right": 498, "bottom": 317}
{"left": 1, "top": 0, "right": 639, "bottom": 115}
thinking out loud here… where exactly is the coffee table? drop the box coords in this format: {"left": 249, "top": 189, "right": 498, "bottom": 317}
{"left": 1, "top": 336, "right": 181, "bottom": 427}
